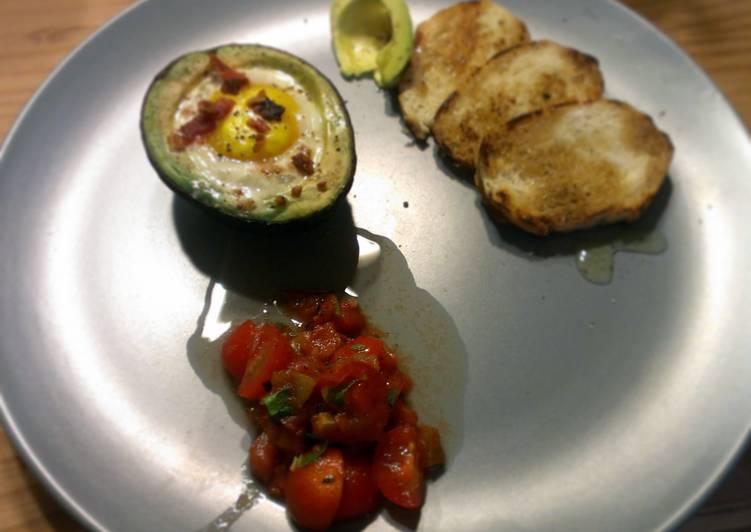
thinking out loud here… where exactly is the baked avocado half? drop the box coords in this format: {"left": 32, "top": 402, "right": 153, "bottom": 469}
{"left": 141, "top": 44, "right": 356, "bottom": 226}
{"left": 331, "top": 0, "right": 413, "bottom": 88}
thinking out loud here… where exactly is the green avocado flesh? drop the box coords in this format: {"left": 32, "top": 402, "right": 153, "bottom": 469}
{"left": 331, "top": 0, "right": 413, "bottom": 88}
{"left": 141, "top": 44, "right": 356, "bottom": 225}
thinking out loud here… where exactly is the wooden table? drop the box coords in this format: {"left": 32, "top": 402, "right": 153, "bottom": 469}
{"left": 0, "top": 1, "right": 749, "bottom": 530}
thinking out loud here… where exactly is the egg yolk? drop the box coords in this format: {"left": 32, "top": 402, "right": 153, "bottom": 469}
{"left": 208, "top": 85, "right": 299, "bottom": 161}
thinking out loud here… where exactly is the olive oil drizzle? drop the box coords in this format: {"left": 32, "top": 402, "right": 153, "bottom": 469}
{"left": 575, "top": 229, "right": 667, "bottom": 285}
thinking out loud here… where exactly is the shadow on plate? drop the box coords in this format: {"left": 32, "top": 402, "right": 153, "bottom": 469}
{"left": 432, "top": 145, "right": 475, "bottom": 190}
{"left": 172, "top": 197, "right": 468, "bottom": 531}
{"left": 172, "top": 196, "right": 359, "bottom": 429}
{"left": 381, "top": 88, "right": 430, "bottom": 151}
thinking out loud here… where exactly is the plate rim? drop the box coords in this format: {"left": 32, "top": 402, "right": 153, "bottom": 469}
{"left": 1, "top": 1, "right": 750, "bottom": 531}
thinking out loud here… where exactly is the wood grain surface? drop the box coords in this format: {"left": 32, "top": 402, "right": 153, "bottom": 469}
{"left": 0, "top": 1, "right": 749, "bottom": 531}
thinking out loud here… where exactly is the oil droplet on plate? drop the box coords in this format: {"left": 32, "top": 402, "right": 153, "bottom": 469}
{"left": 575, "top": 229, "right": 667, "bottom": 284}
{"left": 201, "top": 463, "right": 262, "bottom": 531}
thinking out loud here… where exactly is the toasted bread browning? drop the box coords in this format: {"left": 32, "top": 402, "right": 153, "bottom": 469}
{"left": 397, "top": 0, "right": 529, "bottom": 139}
{"left": 476, "top": 100, "right": 673, "bottom": 235}
{"left": 433, "top": 40, "right": 604, "bottom": 168}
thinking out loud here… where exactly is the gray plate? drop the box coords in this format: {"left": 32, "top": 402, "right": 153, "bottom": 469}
{"left": 2, "top": 0, "right": 751, "bottom": 530}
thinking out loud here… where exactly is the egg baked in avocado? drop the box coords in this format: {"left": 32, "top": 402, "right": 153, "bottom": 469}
{"left": 141, "top": 44, "right": 356, "bottom": 226}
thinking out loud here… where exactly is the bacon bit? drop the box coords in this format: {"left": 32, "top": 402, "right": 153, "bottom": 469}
{"left": 274, "top": 195, "right": 287, "bottom": 207}
{"left": 253, "top": 134, "right": 266, "bottom": 153}
{"left": 242, "top": 199, "right": 256, "bottom": 210}
{"left": 209, "top": 55, "right": 249, "bottom": 95}
{"left": 292, "top": 152, "right": 315, "bottom": 176}
{"left": 291, "top": 185, "right": 302, "bottom": 198}
{"left": 170, "top": 98, "right": 235, "bottom": 150}
{"left": 169, "top": 132, "right": 189, "bottom": 151}
{"left": 317, "top": 181, "right": 328, "bottom": 192}
{"left": 248, "top": 117, "right": 270, "bottom": 134}
{"left": 248, "top": 90, "right": 286, "bottom": 121}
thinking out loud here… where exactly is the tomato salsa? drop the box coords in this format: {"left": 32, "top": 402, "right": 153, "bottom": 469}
{"left": 221, "top": 292, "right": 445, "bottom": 529}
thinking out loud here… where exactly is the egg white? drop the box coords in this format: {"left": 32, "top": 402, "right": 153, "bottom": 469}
{"left": 173, "top": 67, "right": 325, "bottom": 208}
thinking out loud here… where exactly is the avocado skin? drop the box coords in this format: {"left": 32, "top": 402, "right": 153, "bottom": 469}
{"left": 140, "top": 44, "right": 356, "bottom": 230}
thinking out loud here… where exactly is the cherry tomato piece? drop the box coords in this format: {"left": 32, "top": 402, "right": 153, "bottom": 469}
{"left": 390, "top": 399, "right": 418, "bottom": 427}
{"left": 268, "top": 463, "right": 288, "bottom": 500}
{"left": 334, "top": 298, "right": 366, "bottom": 336}
{"left": 418, "top": 425, "right": 446, "bottom": 469}
{"left": 314, "top": 294, "right": 340, "bottom": 325}
{"left": 286, "top": 448, "right": 344, "bottom": 530}
{"left": 221, "top": 320, "right": 256, "bottom": 381}
{"left": 237, "top": 323, "right": 294, "bottom": 400}
{"left": 335, "top": 452, "right": 380, "bottom": 521}
{"left": 386, "top": 369, "right": 413, "bottom": 397}
{"left": 249, "top": 432, "right": 277, "bottom": 485}
{"left": 335, "top": 336, "right": 387, "bottom": 360}
{"left": 297, "top": 322, "right": 344, "bottom": 361}
{"left": 373, "top": 425, "right": 425, "bottom": 509}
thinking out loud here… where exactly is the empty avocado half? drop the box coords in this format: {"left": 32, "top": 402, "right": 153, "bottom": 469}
{"left": 331, "top": 0, "right": 413, "bottom": 88}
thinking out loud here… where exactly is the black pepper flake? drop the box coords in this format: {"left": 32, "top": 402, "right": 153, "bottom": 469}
{"left": 403, "top": 201, "right": 409, "bottom": 208}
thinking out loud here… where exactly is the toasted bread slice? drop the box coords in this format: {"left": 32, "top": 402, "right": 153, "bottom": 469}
{"left": 397, "top": 0, "right": 529, "bottom": 140}
{"left": 476, "top": 100, "right": 673, "bottom": 235}
{"left": 433, "top": 40, "right": 604, "bottom": 168}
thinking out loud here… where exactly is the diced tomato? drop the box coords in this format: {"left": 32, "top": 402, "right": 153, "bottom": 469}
{"left": 268, "top": 463, "right": 288, "bottom": 500}
{"left": 380, "top": 350, "right": 399, "bottom": 373}
{"left": 418, "top": 425, "right": 445, "bottom": 469}
{"left": 286, "top": 448, "right": 344, "bottom": 530}
{"left": 335, "top": 452, "right": 380, "bottom": 521}
{"left": 237, "top": 323, "right": 293, "bottom": 400}
{"left": 333, "top": 298, "right": 366, "bottom": 336}
{"left": 373, "top": 425, "right": 424, "bottom": 509}
{"left": 334, "top": 336, "right": 401, "bottom": 374}
{"left": 249, "top": 432, "right": 276, "bottom": 485}
{"left": 313, "top": 294, "right": 340, "bottom": 325}
{"left": 221, "top": 320, "right": 256, "bottom": 381}
{"left": 386, "top": 369, "right": 413, "bottom": 396}
{"left": 281, "top": 292, "right": 339, "bottom": 326}
{"left": 315, "top": 361, "right": 390, "bottom": 443}
{"left": 297, "top": 322, "right": 344, "bottom": 361}
{"left": 281, "top": 292, "right": 324, "bottom": 324}
{"left": 335, "top": 336, "right": 386, "bottom": 360}
{"left": 318, "top": 360, "right": 374, "bottom": 391}
{"left": 390, "top": 399, "right": 418, "bottom": 427}
{"left": 287, "top": 356, "right": 324, "bottom": 381}
{"left": 271, "top": 370, "right": 317, "bottom": 407}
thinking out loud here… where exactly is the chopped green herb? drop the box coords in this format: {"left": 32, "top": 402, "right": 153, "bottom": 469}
{"left": 326, "top": 380, "right": 357, "bottom": 407}
{"left": 261, "top": 387, "right": 295, "bottom": 419}
{"left": 290, "top": 442, "right": 328, "bottom": 471}
{"left": 350, "top": 343, "right": 367, "bottom": 352}
{"left": 387, "top": 389, "right": 399, "bottom": 407}
{"left": 333, "top": 297, "right": 342, "bottom": 316}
